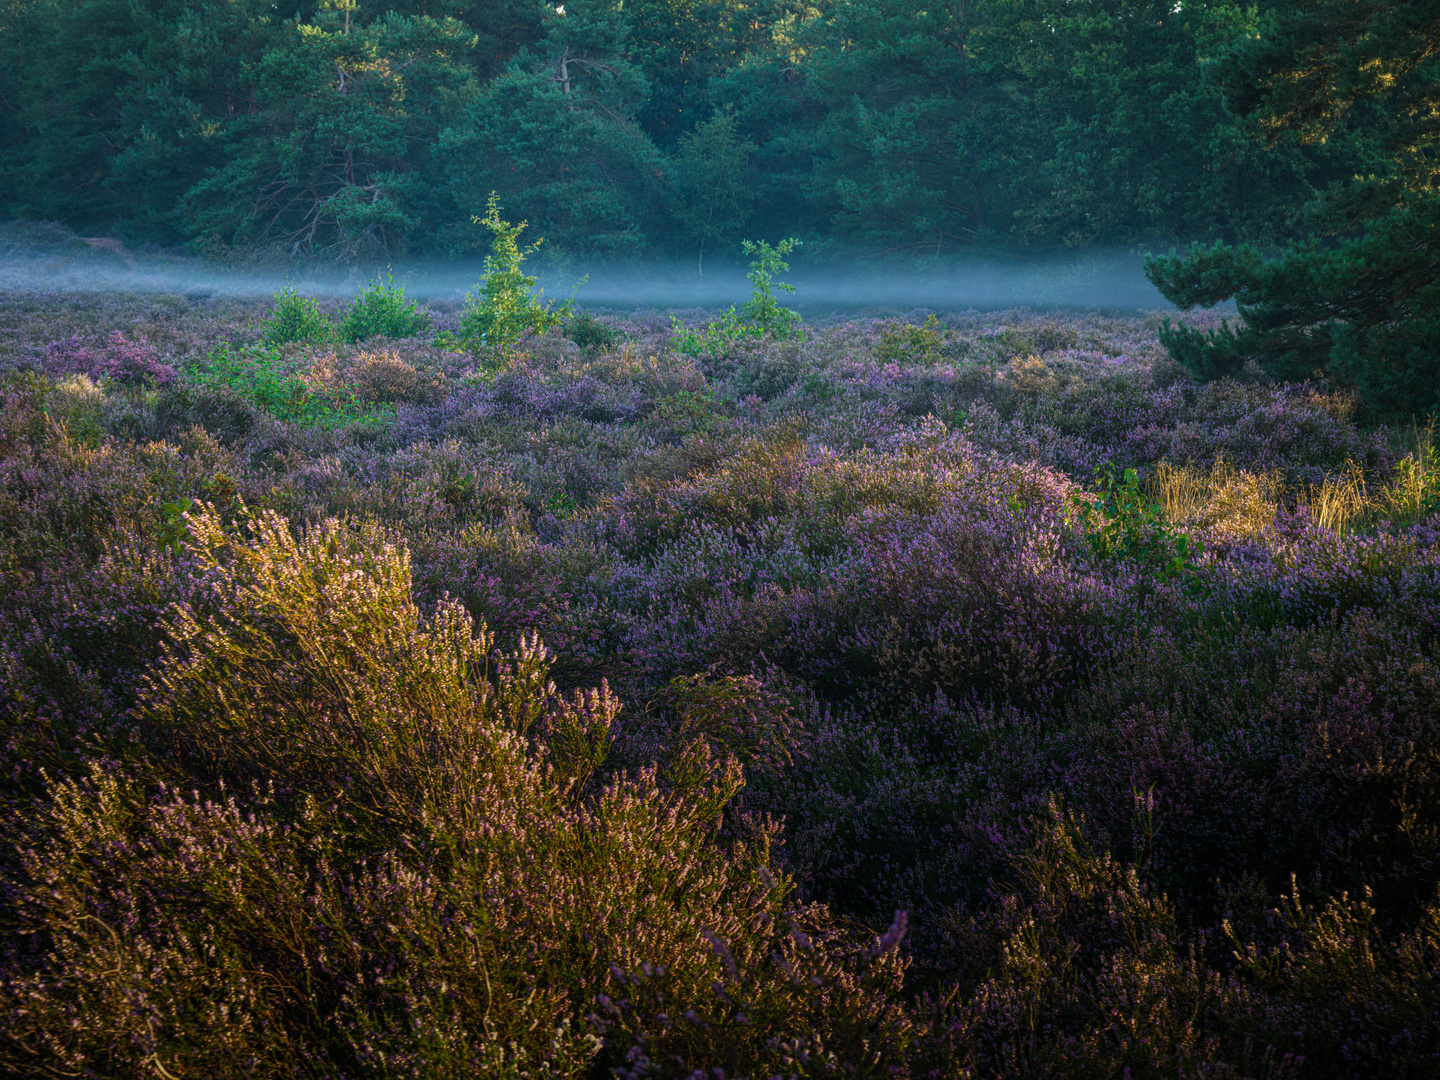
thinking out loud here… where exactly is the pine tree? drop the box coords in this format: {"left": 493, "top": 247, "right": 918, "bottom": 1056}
{"left": 1146, "top": 0, "right": 1440, "bottom": 416}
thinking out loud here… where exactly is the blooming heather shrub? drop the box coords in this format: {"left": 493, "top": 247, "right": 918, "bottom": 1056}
{"left": 596, "top": 910, "right": 918, "bottom": 1079}
{"left": 42, "top": 331, "right": 177, "bottom": 387}
{"left": 349, "top": 350, "right": 447, "bottom": 405}
{"left": 410, "top": 514, "right": 626, "bottom": 690}
{"left": 92, "top": 331, "right": 178, "bottom": 387}
{"left": 605, "top": 431, "right": 1109, "bottom": 705}
{"left": 729, "top": 339, "right": 810, "bottom": 401}
{"left": 135, "top": 507, "right": 615, "bottom": 820}
{"left": 151, "top": 380, "right": 267, "bottom": 443}
{"left": 0, "top": 505, "right": 907, "bottom": 1078}
{"left": 935, "top": 805, "right": 1311, "bottom": 1078}
{"left": 1059, "top": 608, "right": 1440, "bottom": 916}
{"left": 1216, "top": 882, "right": 1440, "bottom": 1076}
{"left": 1226, "top": 518, "right": 1440, "bottom": 632}
{"left": 7, "top": 297, "right": 1440, "bottom": 1075}
{"left": 618, "top": 667, "right": 805, "bottom": 783}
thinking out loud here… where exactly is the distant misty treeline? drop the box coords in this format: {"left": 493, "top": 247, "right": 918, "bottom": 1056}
{"left": 0, "top": 0, "right": 1372, "bottom": 262}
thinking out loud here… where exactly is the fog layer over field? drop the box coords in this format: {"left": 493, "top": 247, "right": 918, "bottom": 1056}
{"left": 0, "top": 229, "right": 1169, "bottom": 311}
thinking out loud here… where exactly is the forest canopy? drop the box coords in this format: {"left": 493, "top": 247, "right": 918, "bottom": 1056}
{"left": 0, "top": 0, "right": 1385, "bottom": 262}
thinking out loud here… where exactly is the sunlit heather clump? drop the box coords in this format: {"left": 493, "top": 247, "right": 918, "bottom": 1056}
{"left": 1, "top": 291, "right": 1439, "bottom": 1078}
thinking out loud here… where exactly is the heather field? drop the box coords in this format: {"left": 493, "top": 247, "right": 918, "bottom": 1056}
{"left": 2, "top": 287, "right": 1439, "bottom": 1078}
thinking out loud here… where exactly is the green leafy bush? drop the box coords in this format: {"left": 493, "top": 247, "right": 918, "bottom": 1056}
{"left": 339, "top": 272, "right": 428, "bottom": 343}
{"left": 1071, "top": 464, "right": 1204, "bottom": 581}
{"left": 669, "top": 305, "right": 765, "bottom": 360}
{"left": 455, "top": 194, "right": 571, "bottom": 362}
{"left": 189, "top": 342, "right": 380, "bottom": 427}
{"left": 738, "top": 237, "right": 802, "bottom": 338}
{"left": 876, "top": 314, "right": 944, "bottom": 364}
{"left": 1385, "top": 425, "right": 1440, "bottom": 523}
{"left": 565, "top": 311, "right": 621, "bottom": 355}
{"left": 260, "top": 288, "right": 335, "bottom": 347}
{"left": 670, "top": 238, "right": 804, "bottom": 359}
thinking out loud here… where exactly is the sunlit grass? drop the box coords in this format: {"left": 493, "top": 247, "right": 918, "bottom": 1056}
{"left": 1149, "top": 425, "right": 1440, "bottom": 540}
{"left": 1149, "top": 459, "right": 1284, "bottom": 540}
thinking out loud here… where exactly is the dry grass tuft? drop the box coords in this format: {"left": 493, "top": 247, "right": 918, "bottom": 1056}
{"left": 1307, "top": 461, "right": 1372, "bottom": 535}
{"left": 1149, "top": 460, "right": 1285, "bottom": 540}
{"left": 1151, "top": 432, "right": 1440, "bottom": 539}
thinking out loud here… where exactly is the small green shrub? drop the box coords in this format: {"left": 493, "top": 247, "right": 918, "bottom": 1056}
{"left": 669, "top": 306, "right": 765, "bottom": 360}
{"left": 1071, "top": 464, "right": 1204, "bottom": 580}
{"left": 649, "top": 387, "right": 725, "bottom": 437}
{"left": 671, "top": 239, "right": 804, "bottom": 358}
{"left": 260, "top": 288, "right": 334, "bottom": 346}
{"left": 455, "top": 194, "right": 571, "bottom": 363}
{"left": 188, "top": 342, "right": 383, "bottom": 427}
{"left": 47, "top": 374, "right": 108, "bottom": 447}
{"left": 157, "top": 496, "right": 196, "bottom": 553}
{"left": 877, "top": 314, "right": 944, "bottom": 364}
{"left": 738, "top": 237, "right": 802, "bottom": 338}
{"left": 339, "top": 272, "right": 428, "bottom": 343}
{"left": 565, "top": 311, "right": 621, "bottom": 355}
{"left": 1384, "top": 424, "right": 1440, "bottom": 523}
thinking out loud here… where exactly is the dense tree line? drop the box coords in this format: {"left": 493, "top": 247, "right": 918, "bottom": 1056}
{"left": 0, "top": 0, "right": 1376, "bottom": 262}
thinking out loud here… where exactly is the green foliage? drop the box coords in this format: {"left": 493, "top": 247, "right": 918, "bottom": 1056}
{"left": 0, "top": 0, "right": 1378, "bottom": 261}
{"left": 339, "top": 272, "right": 428, "bottom": 343}
{"left": 1396, "top": 444, "right": 1440, "bottom": 522}
{"left": 650, "top": 387, "right": 725, "bottom": 438}
{"left": 437, "top": 0, "right": 665, "bottom": 259}
{"left": 669, "top": 306, "right": 765, "bottom": 361}
{"left": 876, "top": 314, "right": 944, "bottom": 364}
{"left": 1146, "top": 0, "right": 1440, "bottom": 418}
{"left": 669, "top": 239, "right": 802, "bottom": 359}
{"left": 739, "top": 238, "right": 802, "bottom": 337}
{"left": 621, "top": 0, "right": 785, "bottom": 149}
{"left": 178, "top": 12, "right": 478, "bottom": 258}
{"left": 672, "top": 111, "right": 756, "bottom": 274}
{"left": 1071, "top": 465, "right": 1203, "bottom": 581}
{"left": 157, "top": 497, "right": 197, "bottom": 554}
{"left": 565, "top": 311, "right": 621, "bottom": 355}
{"left": 260, "top": 288, "right": 335, "bottom": 347}
{"left": 778, "top": 0, "right": 1322, "bottom": 253}
{"left": 456, "top": 194, "right": 570, "bottom": 362}
{"left": 1208, "top": 0, "right": 1439, "bottom": 204}
{"left": 189, "top": 341, "right": 382, "bottom": 427}
{"left": 1149, "top": 205, "right": 1440, "bottom": 418}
